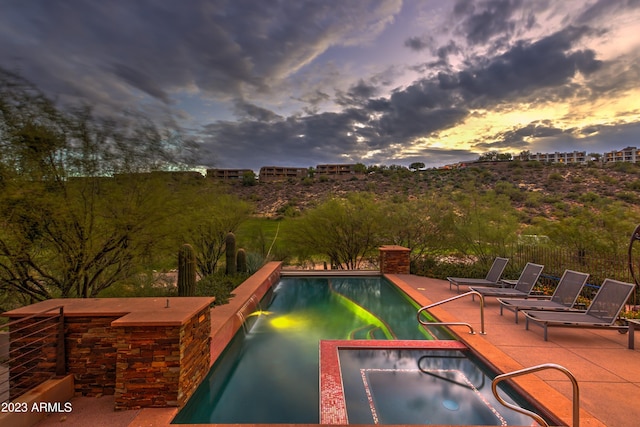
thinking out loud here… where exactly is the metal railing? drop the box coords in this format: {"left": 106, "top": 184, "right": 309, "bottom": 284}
{"left": 416, "top": 291, "right": 486, "bottom": 335}
{"left": 0, "top": 306, "right": 65, "bottom": 403}
{"left": 492, "top": 363, "right": 580, "bottom": 427}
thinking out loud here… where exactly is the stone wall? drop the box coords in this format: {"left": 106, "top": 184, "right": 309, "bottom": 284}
{"left": 178, "top": 307, "right": 211, "bottom": 406}
{"left": 114, "top": 325, "right": 181, "bottom": 409}
{"left": 66, "top": 316, "right": 119, "bottom": 396}
{"left": 7, "top": 300, "right": 212, "bottom": 411}
{"left": 379, "top": 245, "right": 411, "bottom": 274}
{"left": 113, "top": 306, "right": 211, "bottom": 410}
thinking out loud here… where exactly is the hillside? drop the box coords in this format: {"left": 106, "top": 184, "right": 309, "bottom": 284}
{"left": 223, "top": 161, "right": 640, "bottom": 218}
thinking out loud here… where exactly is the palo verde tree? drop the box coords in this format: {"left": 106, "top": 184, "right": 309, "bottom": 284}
{"left": 531, "top": 197, "right": 640, "bottom": 262}
{"left": 0, "top": 69, "right": 191, "bottom": 302}
{"left": 380, "top": 194, "right": 456, "bottom": 264}
{"left": 288, "top": 192, "right": 384, "bottom": 269}
{"left": 448, "top": 183, "right": 520, "bottom": 263}
{"left": 178, "top": 189, "right": 252, "bottom": 278}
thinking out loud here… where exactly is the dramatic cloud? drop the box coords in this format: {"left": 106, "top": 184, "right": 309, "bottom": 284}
{"left": 1, "top": 0, "right": 639, "bottom": 170}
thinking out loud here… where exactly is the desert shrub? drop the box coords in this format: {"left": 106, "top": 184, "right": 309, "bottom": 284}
{"left": 494, "top": 181, "right": 527, "bottom": 202}
{"left": 524, "top": 191, "right": 543, "bottom": 208}
{"left": 97, "top": 273, "right": 172, "bottom": 298}
{"left": 610, "top": 162, "right": 640, "bottom": 174}
{"left": 412, "top": 257, "right": 497, "bottom": 280}
{"left": 626, "top": 179, "right": 640, "bottom": 191}
{"left": 547, "top": 172, "right": 563, "bottom": 182}
{"left": 616, "top": 191, "right": 639, "bottom": 204}
{"left": 507, "top": 160, "right": 523, "bottom": 169}
{"left": 525, "top": 161, "right": 543, "bottom": 168}
{"left": 579, "top": 192, "right": 600, "bottom": 203}
{"left": 541, "top": 194, "right": 562, "bottom": 204}
{"left": 196, "top": 272, "right": 249, "bottom": 305}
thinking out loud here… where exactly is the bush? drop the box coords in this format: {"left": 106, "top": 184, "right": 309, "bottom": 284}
{"left": 616, "top": 191, "right": 639, "bottom": 204}
{"left": 197, "top": 272, "right": 250, "bottom": 305}
{"left": 626, "top": 180, "right": 640, "bottom": 191}
{"left": 524, "top": 161, "right": 543, "bottom": 168}
{"left": 412, "top": 257, "right": 491, "bottom": 280}
{"left": 97, "top": 273, "right": 172, "bottom": 298}
{"left": 610, "top": 162, "right": 640, "bottom": 174}
{"left": 547, "top": 172, "right": 563, "bottom": 182}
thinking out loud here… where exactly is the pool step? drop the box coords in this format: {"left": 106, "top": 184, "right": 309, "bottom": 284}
{"left": 349, "top": 325, "right": 385, "bottom": 340}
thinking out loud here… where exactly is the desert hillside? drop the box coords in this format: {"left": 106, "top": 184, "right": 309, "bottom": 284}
{"left": 222, "top": 161, "right": 640, "bottom": 218}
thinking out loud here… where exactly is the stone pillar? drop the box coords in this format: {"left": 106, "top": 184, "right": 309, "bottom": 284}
{"left": 379, "top": 245, "right": 411, "bottom": 274}
{"left": 113, "top": 306, "right": 211, "bottom": 410}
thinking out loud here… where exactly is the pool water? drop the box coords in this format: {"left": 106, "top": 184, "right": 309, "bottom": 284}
{"left": 173, "top": 276, "right": 538, "bottom": 425}
{"left": 338, "top": 348, "right": 535, "bottom": 425}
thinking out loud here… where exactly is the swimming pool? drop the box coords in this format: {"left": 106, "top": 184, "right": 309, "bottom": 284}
{"left": 173, "top": 276, "right": 547, "bottom": 425}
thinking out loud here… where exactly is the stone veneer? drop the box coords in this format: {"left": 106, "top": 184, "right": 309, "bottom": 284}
{"left": 3, "top": 296, "right": 214, "bottom": 411}
{"left": 66, "top": 316, "right": 119, "bottom": 396}
{"left": 379, "top": 245, "right": 411, "bottom": 274}
{"left": 113, "top": 305, "right": 211, "bottom": 410}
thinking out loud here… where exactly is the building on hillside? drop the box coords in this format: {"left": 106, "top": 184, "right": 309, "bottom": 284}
{"left": 206, "top": 168, "right": 254, "bottom": 181}
{"left": 528, "top": 151, "right": 587, "bottom": 164}
{"left": 259, "top": 166, "right": 308, "bottom": 182}
{"left": 315, "top": 163, "right": 363, "bottom": 179}
{"left": 603, "top": 147, "right": 639, "bottom": 163}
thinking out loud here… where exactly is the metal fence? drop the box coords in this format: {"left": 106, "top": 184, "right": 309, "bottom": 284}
{"left": 505, "top": 244, "right": 632, "bottom": 283}
{"left": 503, "top": 244, "right": 637, "bottom": 304}
{"left": 414, "top": 243, "right": 639, "bottom": 306}
{"left": 0, "top": 306, "right": 65, "bottom": 403}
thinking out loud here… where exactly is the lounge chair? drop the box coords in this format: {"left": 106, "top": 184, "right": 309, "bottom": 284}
{"left": 447, "top": 257, "right": 509, "bottom": 292}
{"left": 468, "top": 262, "right": 544, "bottom": 301}
{"left": 497, "top": 269, "right": 589, "bottom": 323}
{"left": 523, "top": 278, "right": 635, "bottom": 341}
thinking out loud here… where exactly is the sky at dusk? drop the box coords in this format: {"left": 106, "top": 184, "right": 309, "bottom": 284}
{"left": 2, "top": 0, "right": 640, "bottom": 171}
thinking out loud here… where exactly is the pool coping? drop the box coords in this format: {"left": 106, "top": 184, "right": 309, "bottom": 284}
{"left": 2, "top": 297, "right": 215, "bottom": 327}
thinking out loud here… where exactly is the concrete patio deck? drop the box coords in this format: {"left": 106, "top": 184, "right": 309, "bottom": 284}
{"left": 30, "top": 275, "right": 640, "bottom": 427}
{"left": 392, "top": 274, "right": 640, "bottom": 427}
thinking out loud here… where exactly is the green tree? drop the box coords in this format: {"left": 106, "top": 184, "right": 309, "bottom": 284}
{"left": 381, "top": 195, "right": 455, "bottom": 263}
{"left": 0, "top": 69, "right": 190, "bottom": 301}
{"left": 409, "top": 162, "right": 425, "bottom": 171}
{"left": 353, "top": 163, "right": 367, "bottom": 174}
{"left": 178, "top": 188, "right": 252, "bottom": 277}
{"left": 287, "top": 193, "right": 383, "bottom": 269}
{"left": 518, "top": 150, "right": 531, "bottom": 160}
{"left": 449, "top": 185, "right": 519, "bottom": 262}
{"left": 242, "top": 170, "right": 256, "bottom": 186}
{"left": 478, "top": 151, "right": 498, "bottom": 162}
{"left": 532, "top": 200, "right": 639, "bottom": 263}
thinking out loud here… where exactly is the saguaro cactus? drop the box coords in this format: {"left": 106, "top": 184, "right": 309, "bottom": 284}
{"left": 178, "top": 243, "right": 196, "bottom": 296}
{"left": 236, "top": 248, "right": 247, "bottom": 273}
{"left": 225, "top": 232, "right": 237, "bottom": 275}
